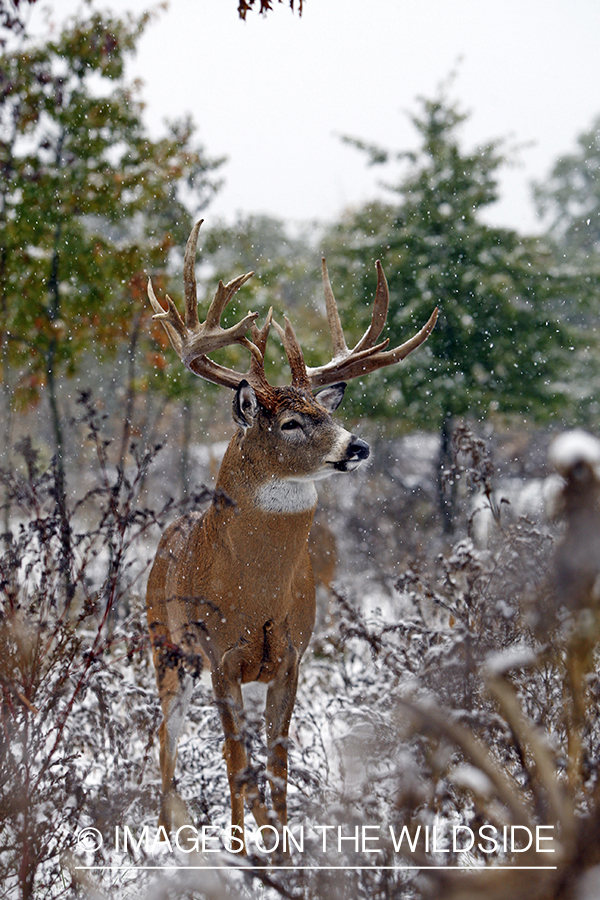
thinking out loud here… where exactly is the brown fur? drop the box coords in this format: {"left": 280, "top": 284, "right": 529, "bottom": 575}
{"left": 147, "top": 383, "right": 367, "bottom": 849}
{"left": 146, "top": 221, "right": 435, "bottom": 852}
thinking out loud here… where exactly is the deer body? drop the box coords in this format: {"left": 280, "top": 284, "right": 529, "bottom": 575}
{"left": 147, "top": 380, "right": 368, "bottom": 840}
{"left": 146, "top": 221, "right": 437, "bottom": 850}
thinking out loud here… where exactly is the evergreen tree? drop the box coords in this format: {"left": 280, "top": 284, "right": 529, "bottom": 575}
{"left": 323, "top": 92, "right": 574, "bottom": 529}
{"left": 533, "top": 114, "right": 600, "bottom": 265}
{"left": 531, "top": 114, "right": 600, "bottom": 423}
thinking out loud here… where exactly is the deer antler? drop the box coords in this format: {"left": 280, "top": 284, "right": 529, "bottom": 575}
{"left": 304, "top": 259, "right": 438, "bottom": 388}
{"left": 269, "top": 260, "right": 437, "bottom": 390}
{"left": 148, "top": 222, "right": 437, "bottom": 397}
{"left": 147, "top": 220, "right": 270, "bottom": 392}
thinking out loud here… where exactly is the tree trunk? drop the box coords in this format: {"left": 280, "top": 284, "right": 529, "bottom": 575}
{"left": 180, "top": 394, "right": 192, "bottom": 501}
{"left": 117, "top": 309, "right": 142, "bottom": 472}
{"left": 47, "top": 220, "right": 73, "bottom": 602}
{"left": 437, "top": 413, "right": 456, "bottom": 534}
{"left": 0, "top": 300, "right": 13, "bottom": 535}
{"left": 0, "top": 119, "right": 16, "bottom": 533}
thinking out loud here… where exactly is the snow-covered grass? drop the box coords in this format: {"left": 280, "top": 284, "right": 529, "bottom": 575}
{"left": 5, "top": 411, "right": 600, "bottom": 900}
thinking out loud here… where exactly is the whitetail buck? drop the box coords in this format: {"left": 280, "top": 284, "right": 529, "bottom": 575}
{"left": 146, "top": 220, "right": 437, "bottom": 852}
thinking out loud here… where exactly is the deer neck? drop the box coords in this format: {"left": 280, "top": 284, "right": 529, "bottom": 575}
{"left": 215, "top": 435, "right": 318, "bottom": 523}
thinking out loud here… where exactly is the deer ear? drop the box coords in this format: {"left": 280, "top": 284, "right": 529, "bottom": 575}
{"left": 233, "top": 380, "right": 259, "bottom": 428}
{"left": 315, "top": 382, "right": 346, "bottom": 413}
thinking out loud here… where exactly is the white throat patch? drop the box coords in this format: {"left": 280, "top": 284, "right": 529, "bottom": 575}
{"left": 256, "top": 479, "right": 318, "bottom": 513}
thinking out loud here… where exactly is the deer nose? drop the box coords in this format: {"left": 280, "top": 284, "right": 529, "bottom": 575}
{"left": 348, "top": 437, "right": 370, "bottom": 461}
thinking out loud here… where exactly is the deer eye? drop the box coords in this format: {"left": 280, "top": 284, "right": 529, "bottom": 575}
{"left": 281, "top": 419, "right": 302, "bottom": 432}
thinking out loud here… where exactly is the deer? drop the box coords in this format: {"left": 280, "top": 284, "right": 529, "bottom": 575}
{"left": 146, "top": 220, "right": 437, "bottom": 854}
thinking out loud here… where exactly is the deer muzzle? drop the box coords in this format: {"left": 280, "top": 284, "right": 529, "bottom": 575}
{"left": 332, "top": 436, "right": 370, "bottom": 472}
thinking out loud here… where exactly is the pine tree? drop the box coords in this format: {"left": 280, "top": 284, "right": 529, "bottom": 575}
{"left": 323, "top": 92, "right": 574, "bottom": 529}
{"left": 533, "top": 113, "right": 600, "bottom": 264}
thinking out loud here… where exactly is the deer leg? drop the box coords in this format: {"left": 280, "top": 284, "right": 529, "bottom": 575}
{"left": 213, "top": 650, "right": 281, "bottom": 851}
{"left": 265, "top": 645, "right": 300, "bottom": 830}
{"left": 156, "top": 652, "right": 194, "bottom": 831}
{"left": 239, "top": 684, "right": 276, "bottom": 833}
{"left": 154, "top": 655, "right": 194, "bottom": 831}
{"left": 211, "top": 661, "right": 252, "bottom": 852}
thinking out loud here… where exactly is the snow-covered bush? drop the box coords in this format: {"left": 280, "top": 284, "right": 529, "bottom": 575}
{"left": 5, "top": 410, "right": 600, "bottom": 900}
{"left": 0, "top": 395, "right": 222, "bottom": 898}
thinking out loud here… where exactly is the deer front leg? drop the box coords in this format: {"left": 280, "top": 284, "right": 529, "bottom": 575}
{"left": 211, "top": 664, "right": 248, "bottom": 850}
{"left": 265, "top": 644, "right": 300, "bottom": 830}
{"left": 213, "top": 648, "right": 278, "bottom": 852}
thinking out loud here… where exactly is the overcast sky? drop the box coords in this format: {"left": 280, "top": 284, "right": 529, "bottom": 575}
{"left": 44, "top": 0, "right": 600, "bottom": 234}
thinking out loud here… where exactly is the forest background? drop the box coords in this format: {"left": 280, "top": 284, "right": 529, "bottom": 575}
{"left": 2, "top": 2, "right": 600, "bottom": 899}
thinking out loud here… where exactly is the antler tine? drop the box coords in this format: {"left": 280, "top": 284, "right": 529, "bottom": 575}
{"left": 387, "top": 306, "right": 438, "bottom": 360}
{"left": 147, "top": 278, "right": 187, "bottom": 352}
{"left": 321, "top": 258, "right": 348, "bottom": 357}
{"left": 249, "top": 307, "right": 273, "bottom": 359}
{"left": 184, "top": 220, "right": 256, "bottom": 331}
{"left": 183, "top": 219, "right": 203, "bottom": 329}
{"left": 352, "top": 260, "right": 390, "bottom": 354}
{"left": 206, "top": 272, "right": 255, "bottom": 330}
{"left": 307, "top": 260, "right": 438, "bottom": 389}
{"left": 247, "top": 308, "right": 274, "bottom": 390}
{"left": 148, "top": 221, "right": 264, "bottom": 389}
{"left": 272, "top": 316, "right": 310, "bottom": 390}
{"left": 321, "top": 258, "right": 391, "bottom": 359}
{"left": 307, "top": 307, "right": 438, "bottom": 387}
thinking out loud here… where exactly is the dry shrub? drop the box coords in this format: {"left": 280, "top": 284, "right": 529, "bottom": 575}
{"left": 5, "top": 413, "right": 600, "bottom": 900}
{"left": 0, "top": 393, "right": 221, "bottom": 899}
